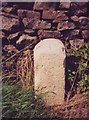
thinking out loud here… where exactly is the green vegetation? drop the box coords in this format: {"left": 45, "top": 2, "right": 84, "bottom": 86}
{"left": 2, "top": 82, "right": 46, "bottom": 118}
{"left": 2, "top": 44, "right": 89, "bottom": 118}
{"left": 67, "top": 44, "right": 89, "bottom": 96}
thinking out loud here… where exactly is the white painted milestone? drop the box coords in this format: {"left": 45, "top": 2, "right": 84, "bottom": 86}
{"left": 34, "top": 38, "right": 66, "bottom": 106}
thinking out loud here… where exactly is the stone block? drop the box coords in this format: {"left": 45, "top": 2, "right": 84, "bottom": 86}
{"left": 42, "top": 10, "right": 57, "bottom": 19}
{"left": 53, "top": 11, "right": 68, "bottom": 22}
{"left": 34, "top": 2, "right": 56, "bottom": 10}
{"left": 71, "top": 16, "right": 79, "bottom": 22}
{"left": 57, "top": 21, "right": 75, "bottom": 31}
{"left": 79, "top": 17, "right": 89, "bottom": 29}
{"left": 34, "top": 38, "right": 66, "bottom": 106}
{"left": 42, "top": 10, "right": 68, "bottom": 21}
{"left": 23, "top": 18, "right": 51, "bottom": 30}
{"left": 38, "top": 30, "right": 61, "bottom": 40}
{"left": 1, "top": 15, "right": 20, "bottom": 32}
{"left": 33, "top": 20, "right": 51, "bottom": 30}
{"left": 59, "top": 2, "right": 71, "bottom": 9}
{"left": 18, "top": 9, "right": 40, "bottom": 19}
{"left": 69, "top": 39, "right": 84, "bottom": 48}
{"left": 82, "top": 30, "right": 89, "bottom": 39}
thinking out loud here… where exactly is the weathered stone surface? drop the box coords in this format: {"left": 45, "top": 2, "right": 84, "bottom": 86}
{"left": 42, "top": 10, "right": 57, "bottom": 19}
{"left": 18, "top": 9, "right": 40, "bottom": 19}
{"left": 70, "top": 2, "right": 87, "bottom": 16}
{"left": 16, "top": 34, "right": 37, "bottom": 44}
{"left": 24, "top": 29, "right": 35, "bottom": 35}
{"left": 42, "top": 10, "right": 68, "bottom": 21}
{"left": 2, "top": 6, "right": 17, "bottom": 14}
{"left": 8, "top": 32, "right": 20, "bottom": 40}
{"left": 34, "top": 39, "right": 66, "bottom": 106}
{"left": 0, "top": 31, "right": 5, "bottom": 38}
{"left": 34, "top": 2, "right": 56, "bottom": 10}
{"left": 7, "top": 32, "right": 21, "bottom": 44}
{"left": 62, "top": 30, "right": 80, "bottom": 40}
{"left": 53, "top": 11, "right": 68, "bottom": 22}
{"left": 38, "top": 30, "right": 61, "bottom": 40}
{"left": 22, "top": 18, "right": 36, "bottom": 29}
{"left": 3, "top": 45, "right": 18, "bottom": 53}
{"left": 82, "top": 30, "right": 89, "bottom": 39}
{"left": 1, "top": 15, "right": 20, "bottom": 32}
{"left": 57, "top": 21, "right": 75, "bottom": 31}
{"left": 71, "top": 16, "right": 79, "bottom": 22}
{"left": 1, "top": 12, "right": 18, "bottom": 19}
{"left": 69, "top": 39, "right": 84, "bottom": 48}
{"left": 23, "top": 18, "right": 51, "bottom": 30}
{"left": 33, "top": 20, "right": 51, "bottom": 30}
{"left": 16, "top": 34, "right": 38, "bottom": 50}
{"left": 2, "top": 7, "right": 14, "bottom": 13}
{"left": 79, "top": 17, "right": 89, "bottom": 29}
{"left": 59, "top": 2, "right": 71, "bottom": 9}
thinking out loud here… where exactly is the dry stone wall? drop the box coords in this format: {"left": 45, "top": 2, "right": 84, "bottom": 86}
{"left": 1, "top": 2, "right": 89, "bottom": 50}
{"left": 1, "top": 2, "right": 89, "bottom": 80}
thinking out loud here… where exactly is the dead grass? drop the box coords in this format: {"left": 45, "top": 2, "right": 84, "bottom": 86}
{"left": 17, "top": 50, "right": 34, "bottom": 89}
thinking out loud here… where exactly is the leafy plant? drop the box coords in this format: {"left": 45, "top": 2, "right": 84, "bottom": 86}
{"left": 67, "top": 44, "right": 89, "bottom": 98}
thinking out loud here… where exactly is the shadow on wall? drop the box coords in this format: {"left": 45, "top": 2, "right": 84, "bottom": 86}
{"left": 65, "top": 55, "right": 80, "bottom": 98}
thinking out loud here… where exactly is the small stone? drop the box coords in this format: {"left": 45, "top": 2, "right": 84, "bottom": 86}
{"left": 38, "top": 30, "right": 61, "bottom": 40}
{"left": 26, "top": 11, "right": 40, "bottom": 19}
{"left": 33, "top": 20, "right": 51, "bottom": 30}
{"left": 34, "top": 2, "right": 56, "bottom": 10}
{"left": 8, "top": 32, "right": 20, "bottom": 40}
{"left": 69, "top": 39, "right": 84, "bottom": 48}
{"left": 59, "top": 2, "right": 71, "bottom": 9}
{"left": 82, "top": 30, "right": 89, "bottom": 39}
{"left": 16, "top": 34, "right": 37, "bottom": 44}
{"left": 71, "top": 16, "right": 79, "bottom": 22}
{"left": 42, "top": 10, "right": 57, "bottom": 19}
{"left": 79, "top": 17, "right": 89, "bottom": 29}
{"left": 2, "top": 6, "right": 17, "bottom": 14}
{"left": 24, "top": 29, "right": 35, "bottom": 35}
{"left": 0, "top": 31, "right": 5, "bottom": 38}
{"left": 23, "top": 18, "right": 36, "bottom": 29}
{"left": 17, "top": 9, "right": 26, "bottom": 18}
{"left": 18, "top": 9, "right": 40, "bottom": 19}
{"left": 1, "top": 15, "right": 20, "bottom": 32}
{"left": 2, "top": 7, "right": 14, "bottom": 13}
{"left": 57, "top": 21, "right": 75, "bottom": 31}
{"left": 3, "top": 45, "right": 18, "bottom": 53}
{"left": 23, "top": 18, "right": 51, "bottom": 30}
{"left": 53, "top": 11, "right": 68, "bottom": 22}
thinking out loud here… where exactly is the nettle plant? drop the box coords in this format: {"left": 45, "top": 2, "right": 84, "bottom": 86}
{"left": 67, "top": 44, "right": 89, "bottom": 94}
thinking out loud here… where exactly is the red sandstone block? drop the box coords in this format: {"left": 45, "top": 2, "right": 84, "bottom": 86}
{"left": 33, "top": 2, "right": 56, "bottom": 10}
{"left": 18, "top": 9, "right": 40, "bottom": 19}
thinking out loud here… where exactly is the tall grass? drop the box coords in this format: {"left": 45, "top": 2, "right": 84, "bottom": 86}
{"left": 2, "top": 81, "right": 47, "bottom": 118}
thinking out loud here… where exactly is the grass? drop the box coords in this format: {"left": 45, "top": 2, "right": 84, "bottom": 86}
{"left": 2, "top": 81, "right": 47, "bottom": 119}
